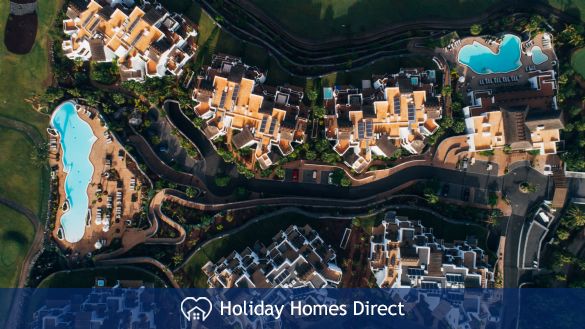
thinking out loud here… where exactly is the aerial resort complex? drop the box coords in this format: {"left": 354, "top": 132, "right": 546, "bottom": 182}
{"left": 4, "top": 0, "right": 584, "bottom": 321}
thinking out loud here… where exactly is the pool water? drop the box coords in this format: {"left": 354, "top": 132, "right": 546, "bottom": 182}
{"left": 51, "top": 101, "right": 97, "bottom": 243}
{"left": 457, "top": 34, "right": 522, "bottom": 74}
{"left": 531, "top": 46, "right": 549, "bottom": 65}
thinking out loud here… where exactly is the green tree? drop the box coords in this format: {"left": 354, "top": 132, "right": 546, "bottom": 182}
{"left": 313, "top": 106, "right": 326, "bottom": 119}
{"left": 441, "top": 116, "right": 454, "bottom": 129}
{"left": 470, "top": 24, "right": 482, "bottom": 36}
{"left": 185, "top": 187, "right": 197, "bottom": 198}
{"left": 340, "top": 176, "right": 351, "bottom": 187}
{"left": 441, "top": 85, "right": 452, "bottom": 97}
{"left": 112, "top": 93, "right": 126, "bottom": 105}
{"left": 150, "top": 135, "right": 161, "bottom": 145}
{"left": 452, "top": 120, "right": 466, "bottom": 134}
{"left": 315, "top": 139, "right": 330, "bottom": 153}
{"left": 557, "top": 228, "right": 570, "bottom": 241}
{"left": 425, "top": 192, "right": 439, "bottom": 204}
{"left": 214, "top": 175, "right": 231, "bottom": 187}
{"left": 488, "top": 192, "right": 498, "bottom": 207}
{"left": 321, "top": 152, "right": 340, "bottom": 164}
{"left": 306, "top": 89, "right": 318, "bottom": 105}
{"left": 568, "top": 206, "right": 585, "bottom": 228}
{"left": 172, "top": 253, "right": 183, "bottom": 266}
{"left": 275, "top": 167, "right": 285, "bottom": 179}
{"left": 305, "top": 150, "right": 317, "bottom": 160}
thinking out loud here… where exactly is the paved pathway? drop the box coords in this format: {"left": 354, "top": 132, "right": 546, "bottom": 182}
{"left": 95, "top": 257, "right": 180, "bottom": 288}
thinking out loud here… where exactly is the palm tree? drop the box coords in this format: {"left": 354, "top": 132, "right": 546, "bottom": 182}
{"left": 568, "top": 206, "right": 585, "bottom": 228}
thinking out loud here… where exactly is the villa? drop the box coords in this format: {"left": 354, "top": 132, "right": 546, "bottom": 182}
{"left": 463, "top": 69, "right": 563, "bottom": 154}
{"left": 62, "top": 0, "right": 197, "bottom": 81}
{"left": 202, "top": 224, "right": 342, "bottom": 288}
{"left": 369, "top": 211, "right": 494, "bottom": 289}
{"left": 443, "top": 32, "right": 563, "bottom": 155}
{"left": 324, "top": 68, "right": 442, "bottom": 173}
{"left": 192, "top": 54, "right": 309, "bottom": 169}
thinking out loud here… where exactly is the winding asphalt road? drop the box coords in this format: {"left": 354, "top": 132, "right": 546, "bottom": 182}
{"left": 134, "top": 110, "right": 552, "bottom": 287}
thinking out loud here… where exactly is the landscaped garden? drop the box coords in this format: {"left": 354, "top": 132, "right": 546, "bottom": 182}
{"left": 250, "top": 0, "right": 504, "bottom": 40}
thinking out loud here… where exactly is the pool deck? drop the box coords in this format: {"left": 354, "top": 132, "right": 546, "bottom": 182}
{"left": 437, "top": 32, "right": 557, "bottom": 93}
{"left": 49, "top": 103, "right": 147, "bottom": 257}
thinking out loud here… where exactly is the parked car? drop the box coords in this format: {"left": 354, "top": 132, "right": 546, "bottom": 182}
{"left": 461, "top": 158, "right": 469, "bottom": 171}
{"left": 292, "top": 169, "right": 299, "bottom": 182}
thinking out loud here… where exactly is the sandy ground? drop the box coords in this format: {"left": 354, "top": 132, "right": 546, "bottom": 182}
{"left": 49, "top": 104, "right": 147, "bottom": 256}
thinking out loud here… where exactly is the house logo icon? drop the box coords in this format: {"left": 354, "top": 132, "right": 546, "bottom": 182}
{"left": 181, "top": 297, "right": 213, "bottom": 322}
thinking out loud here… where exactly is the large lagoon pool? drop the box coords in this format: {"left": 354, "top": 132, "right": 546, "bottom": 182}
{"left": 51, "top": 101, "right": 96, "bottom": 243}
{"left": 457, "top": 34, "right": 522, "bottom": 75}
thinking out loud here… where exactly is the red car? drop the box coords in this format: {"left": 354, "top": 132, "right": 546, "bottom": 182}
{"left": 292, "top": 169, "right": 299, "bottom": 182}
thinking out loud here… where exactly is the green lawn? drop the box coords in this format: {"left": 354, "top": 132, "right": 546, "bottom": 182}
{"left": 251, "top": 0, "right": 503, "bottom": 40}
{"left": 543, "top": 0, "right": 585, "bottom": 22}
{"left": 0, "top": 128, "right": 44, "bottom": 216}
{"left": 0, "top": 0, "right": 62, "bottom": 219}
{"left": 0, "top": 204, "right": 34, "bottom": 287}
{"left": 37, "top": 266, "right": 167, "bottom": 288}
{"left": 0, "top": 0, "right": 63, "bottom": 132}
{"left": 572, "top": 47, "right": 585, "bottom": 79}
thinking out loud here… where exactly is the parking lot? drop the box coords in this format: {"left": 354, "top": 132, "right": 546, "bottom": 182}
{"left": 440, "top": 183, "right": 490, "bottom": 205}
{"left": 283, "top": 168, "right": 335, "bottom": 185}
{"left": 459, "top": 159, "right": 498, "bottom": 176}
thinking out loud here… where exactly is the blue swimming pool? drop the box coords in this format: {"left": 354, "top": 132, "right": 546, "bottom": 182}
{"left": 457, "top": 34, "right": 522, "bottom": 74}
{"left": 51, "top": 101, "right": 96, "bottom": 243}
{"left": 531, "top": 46, "right": 549, "bottom": 65}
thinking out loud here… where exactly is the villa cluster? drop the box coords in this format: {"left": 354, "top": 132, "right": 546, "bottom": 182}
{"left": 192, "top": 55, "right": 442, "bottom": 172}
{"left": 453, "top": 33, "right": 563, "bottom": 155}
{"left": 62, "top": 0, "right": 197, "bottom": 81}
{"left": 369, "top": 211, "right": 494, "bottom": 288}
{"left": 192, "top": 54, "right": 309, "bottom": 169}
{"left": 324, "top": 69, "right": 442, "bottom": 172}
{"left": 202, "top": 224, "right": 343, "bottom": 288}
